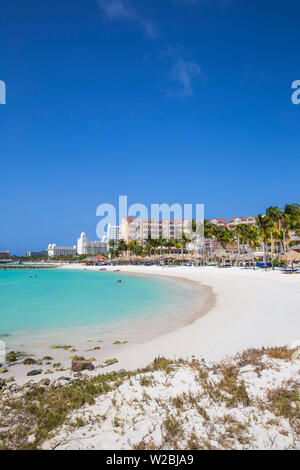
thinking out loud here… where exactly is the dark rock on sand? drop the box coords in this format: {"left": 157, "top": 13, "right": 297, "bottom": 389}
{"left": 27, "top": 369, "right": 42, "bottom": 377}
{"left": 23, "top": 358, "right": 37, "bottom": 365}
{"left": 39, "top": 378, "right": 50, "bottom": 386}
{"left": 71, "top": 360, "right": 94, "bottom": 372}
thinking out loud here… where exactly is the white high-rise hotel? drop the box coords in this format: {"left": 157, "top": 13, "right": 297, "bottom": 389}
{"left": 77, "top": 232, "right": 107, "bottom": 255}
{"left": 107, "top": 224, "right": 120, "bottom": 242}
{"left": 47, "top": 233, "right": 107, "bottom": 258}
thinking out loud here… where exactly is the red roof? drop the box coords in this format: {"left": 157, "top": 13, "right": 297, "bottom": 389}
{"left": 227, "top": 216, "right": 257, "bottom": 223}
{"left": 209, "top": 219, "right": 226, "bottom": 223}
{"left": 94, "top": 255, "right": 107, "bottom": 260}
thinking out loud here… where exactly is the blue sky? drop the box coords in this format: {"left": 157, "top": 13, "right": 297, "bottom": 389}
{"left": 0, "top": 0, "right": 300, "bottom": 254}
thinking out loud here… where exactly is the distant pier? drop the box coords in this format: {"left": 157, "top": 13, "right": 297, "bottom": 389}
{"left": 0, "top": 263, "right": 58, "bottom": 270}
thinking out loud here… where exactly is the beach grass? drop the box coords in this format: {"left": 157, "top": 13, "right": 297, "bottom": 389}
{"left": 0, "top": 346, "right": 299, "bottom": 450}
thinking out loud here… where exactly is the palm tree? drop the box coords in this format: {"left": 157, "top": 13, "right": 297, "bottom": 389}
{"left": 180, "top": 231, "right": 189, "bottom": 259}
{"left": 244, "top": 225, "right": 260, "bottom": 269}
{"left": 166, "top": 239, "right": 176, "bottom": 254}
{"left": 257, "top": 214, "right": 275, "bottom": 269}
{"left": 266, "top": 206, "right": 282, "bottom": 268}
{"left": 256, "top": 214, "right": 267, "bottom": 267}
{"left": 204, "top": 220, "right": 214, "bottom": 263}
{"left": 108, "top": 239, "right": 117, "bottom": 258}
{"left": 157, "top": 237, "right": 167, "bottom": 255}
{"left": 281, "top": 204, "right": 300, "bottom": 251}
{"left": 234, "top": 224, "right": 248, "bottom": 256}
{"left": 117, "top": 239, "right": 128, "bottom": 257}
{"left": 128, "top": 239, "right": 138, "bottom": 255}
{"left": 145, "top": 237, "right": 156, "bottom": 256}
{"left": 213, "top": 226, "right": 234, "bottom": 251}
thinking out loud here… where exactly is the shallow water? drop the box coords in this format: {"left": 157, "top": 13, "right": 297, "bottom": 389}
{"left": 0, "top": 269, "right": 206, "bottom": 352}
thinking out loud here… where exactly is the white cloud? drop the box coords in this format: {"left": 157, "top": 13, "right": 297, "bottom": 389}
{"left": 170, "top": 58, "right": 206, "bottom": 96}
{"left": 161, "top": 47, "right": 206, "bottom": 97}
{"left": 96, "top": 0, "right": 158, "bottom": 39}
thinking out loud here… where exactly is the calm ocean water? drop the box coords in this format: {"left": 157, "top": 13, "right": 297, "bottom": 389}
{"left": 0, "top": 269, "right": 205, "bottom": 351}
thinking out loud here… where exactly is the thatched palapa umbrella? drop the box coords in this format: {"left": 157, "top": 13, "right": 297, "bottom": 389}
{"left": 212, "top": 248, "right": 227, "bottom": 259}
{"left": 143, "top": 256, "right": 154, "bottom": 263}
{"left": 241, "top": 253, "right": 254, "bottom": 261}
{"left": 279, "top": 250, "right": 300, "bottom": 267}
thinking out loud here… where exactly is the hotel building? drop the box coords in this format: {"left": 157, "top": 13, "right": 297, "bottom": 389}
{"left": 226, "top": 216, "right": 258, "bottom": 229}
{"left": 208, "top": 217, "right": 257, "bottom": 230}
{"left": 26, "top": 250, "right": 48, "bottom": 258}
{"left": 0, "top": 250, "right": 11, "bottom": 259}
{"left": 47, "top": 244, "right": 77, "bottom": 258}
{"left": 291, "top": 233, "right": 300, "bottom": 253}
{"left": 107, "top": 224, "right": 120, "bottom": 243}
{"left": 77, "top": 232, "right": 107, "bottom": 255}
{"left": 119, "top": 217, "right": 195, "bottom": 245}
{"left": 208, "top": 219, "right": 227, "bottom": 227}
{"left": 119, "top": 215, "right": 259, "bottom": 244}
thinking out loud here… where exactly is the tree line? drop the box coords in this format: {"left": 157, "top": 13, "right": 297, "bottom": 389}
{"left": 109, "top": 204, "right": 300, "bottom": 263}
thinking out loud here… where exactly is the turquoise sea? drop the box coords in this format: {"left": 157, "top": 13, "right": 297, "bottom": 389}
{"left": 0, "top": 269, "right": 205, "bottom": 351}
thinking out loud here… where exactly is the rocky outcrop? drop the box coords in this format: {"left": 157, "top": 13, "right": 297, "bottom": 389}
{"left": 71, "top": 360, "right": 93, "bottom": 372}
{"left": 39, "top": 378, "right": 50, "bottom": 386}
{"left": 27, "top": 370, "right": 42, "bottom": 377}
{"left": 23, "top": 358, "right": 36, "bottom": 365}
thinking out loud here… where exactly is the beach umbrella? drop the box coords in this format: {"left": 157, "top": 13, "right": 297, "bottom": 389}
{"left": 242, "top": 253, "right": 254, "bottom": 261}
{"left": 212, "top": 248, "right": 227, "bottom": 259}
{"left": 83, "top": 257, "right": 96, "bottom": 264}
{"left": 130, "top": 255, "right": 143, "bottom": 264}
{"left": 279, "top": 250, "right": 300, "bottom": 263}
{"left": 227, "top": 253, "right": 238, "bottom": 261}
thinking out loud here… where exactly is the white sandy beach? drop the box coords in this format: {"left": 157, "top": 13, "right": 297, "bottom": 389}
{"left": 2, "top": 264, "right": 300, "bottom": 386}
{"left": 61, "top": 264, "right": 300, "bottom": 366}
{"left": 2, "top": 264, "right": 300, "bottom": 450}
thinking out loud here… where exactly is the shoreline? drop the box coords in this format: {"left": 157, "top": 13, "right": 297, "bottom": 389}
{"left": 97, "top": 269, "right": 216, "bottom": 328}
{"left": 1, "top": 264, "right": 300, "bottom": 385}
{"left": 0, "top": 266, "right": 213, "bottom": 385}
{"left": 70, "top": 264, "right": 300, "bottom": 369}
